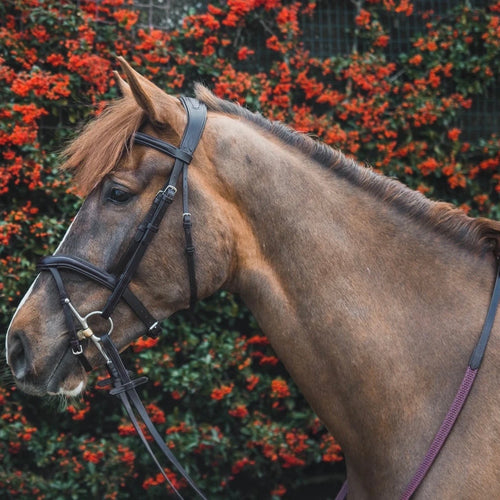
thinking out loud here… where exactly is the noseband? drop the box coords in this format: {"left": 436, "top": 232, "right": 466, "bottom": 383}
{"left": 37, "top": 96, "right": 208, "bottom": 499}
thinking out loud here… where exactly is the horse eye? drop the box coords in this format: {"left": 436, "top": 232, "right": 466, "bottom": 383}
{"left": 106, "top": 187, "right": 133, "bottom": 204}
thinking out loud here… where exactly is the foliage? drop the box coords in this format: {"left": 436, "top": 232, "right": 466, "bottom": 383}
{"left": 1, "top": 0, "right": 499, "bottom": 498}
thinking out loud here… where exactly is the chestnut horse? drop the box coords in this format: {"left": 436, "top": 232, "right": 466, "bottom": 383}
{"left": 6, "top": 59, "right": 500, "bottom": 498}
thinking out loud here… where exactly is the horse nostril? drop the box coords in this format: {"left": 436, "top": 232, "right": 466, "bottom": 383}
{"left": 7, "top": 331, "right": 32, "bottom": 380}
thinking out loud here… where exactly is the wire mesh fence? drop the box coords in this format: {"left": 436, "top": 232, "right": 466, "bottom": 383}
{"left": 69, "top": 0, "right": 499, "bottom": 141}
{"left": 134, "top": 0, "right": 207, "bottom": 30}
{"left": 299, "top": 0, "right": 498, "bottom": 141}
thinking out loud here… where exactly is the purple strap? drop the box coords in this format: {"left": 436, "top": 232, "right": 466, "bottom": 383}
{"left": 334, "top": 262, "right": 499, "bottom": 500}
{"left": 400, "top": 366, "right": 478, "bottom": 499}
{"left": 334, "top": 367, "right": 478, "bottom": 500}
{"left": 335, "top": 479, "right": 348, "bottom": 500}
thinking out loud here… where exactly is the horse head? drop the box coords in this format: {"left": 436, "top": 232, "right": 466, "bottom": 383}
{"left": 5, "top": 59, "right": 236, "bottom": 397}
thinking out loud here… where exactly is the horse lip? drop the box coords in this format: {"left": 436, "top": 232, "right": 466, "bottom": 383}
{"left": 48, "top": 380, "right": 85, "bottom": 397}
{"left": 10, "top": 357, "right": 64, "bottom": 397}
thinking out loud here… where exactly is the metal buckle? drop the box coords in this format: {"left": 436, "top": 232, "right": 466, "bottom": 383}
{"left": 146, "top": 321, "right": 161, "bottom": 339}
{"left": 161, "top": 185, "right": 177, "bottom": 201}
{"left": 72, "top": 343, "right": 84, "bottom": 356}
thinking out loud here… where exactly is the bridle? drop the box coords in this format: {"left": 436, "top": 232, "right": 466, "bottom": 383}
{"left": 37, "top": 96, "right": 208, "bottom": 499}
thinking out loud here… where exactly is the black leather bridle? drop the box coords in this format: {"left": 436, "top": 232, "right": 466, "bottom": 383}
{"left": 37, "top": 96, "right": 208, "bottom": 499}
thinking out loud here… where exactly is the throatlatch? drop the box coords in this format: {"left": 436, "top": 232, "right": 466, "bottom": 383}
{"left": 38, "top": 96, "right": 207, "bottom": 499}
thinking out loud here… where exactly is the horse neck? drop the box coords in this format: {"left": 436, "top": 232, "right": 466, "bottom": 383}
{"left": 211, "top": 120, "right": 498, "bottom": 492}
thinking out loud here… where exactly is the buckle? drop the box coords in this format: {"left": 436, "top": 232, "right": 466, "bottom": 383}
{"left": 71, "top": 341, "right": 84, "bottom": 356}
{"left": 161, "top": 185, "right": 177, "bottom": 201}
{"left": 148, "top": 321, "right": 161, "bottom": 339}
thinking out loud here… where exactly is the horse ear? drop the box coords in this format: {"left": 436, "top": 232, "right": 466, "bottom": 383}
{"left": 113, "top": 70, "right": 132, "bottom": 98}
{"left": 117, "top": 56, "right": 179, "bottom": 129}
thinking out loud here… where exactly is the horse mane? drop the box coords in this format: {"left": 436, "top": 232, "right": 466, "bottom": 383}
{"left": 194, "top": 84, "right": 500, "bottom": 256}
{"left": 60, "top": 84, "right": 500, "bottom": 256}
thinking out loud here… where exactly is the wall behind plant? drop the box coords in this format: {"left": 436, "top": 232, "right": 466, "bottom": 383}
{"left": 1, "top": 0, "right": 499, "bottom": 498}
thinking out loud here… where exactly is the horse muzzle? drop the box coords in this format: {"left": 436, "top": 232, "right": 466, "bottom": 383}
{"left": 7, "top": 327, "right": 87, "bottom": 397}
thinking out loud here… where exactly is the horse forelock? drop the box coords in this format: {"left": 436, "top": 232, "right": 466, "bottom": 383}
{"left": 195, "top": 84, "right": 500, "bottom": 256}
{"left": 61, "top": 95, "right": 145, "bottom": 196}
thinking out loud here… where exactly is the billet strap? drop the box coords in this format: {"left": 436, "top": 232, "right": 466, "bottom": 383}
{"left": 179, "top": 96, "right": 207, "bottom": 309}
{"left": 99, "top": 333, "right": 207, "bottom": 500}
{"left": 182, "top": 173, "right": 197, "bottom": 308}
{"left": 336, "top": 259, "right": 500, "bottom": 500}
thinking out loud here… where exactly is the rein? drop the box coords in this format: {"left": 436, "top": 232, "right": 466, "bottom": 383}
{"left": 37, "top": 96, "right": 207, "bottom": 499}
{"left": 336, "top": 256, "right": 500, "bottom": 499}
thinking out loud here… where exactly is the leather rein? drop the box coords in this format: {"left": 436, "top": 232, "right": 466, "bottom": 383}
{"left": 38, "top": 96, "right": 207, "bottom": 499}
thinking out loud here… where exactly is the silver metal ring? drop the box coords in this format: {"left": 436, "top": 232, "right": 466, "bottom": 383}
{"left": 83, "top": 311, "right": 114, "bottom": 339}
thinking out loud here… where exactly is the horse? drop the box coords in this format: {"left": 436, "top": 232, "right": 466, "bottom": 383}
{"left": 5, "top": 58, "right": 500, "bottom": 499}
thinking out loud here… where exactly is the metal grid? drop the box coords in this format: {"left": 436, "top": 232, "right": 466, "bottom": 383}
{"left": 298, "top": 0, "right": 498, "bottom": 141}
{"left": 463, "top": 85, "right": 500, "bottom": 142}
{"left": 302, "top": 0, "right": 357, "bottom": 57}
{"left": 66, "top": 1, "right": 500, "bottom": 140}
{"left": 302, "top": 0, "right": 490, "bottom": 58}
{"left": 134, "top": 0, "right": 206, "bottom": 30}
